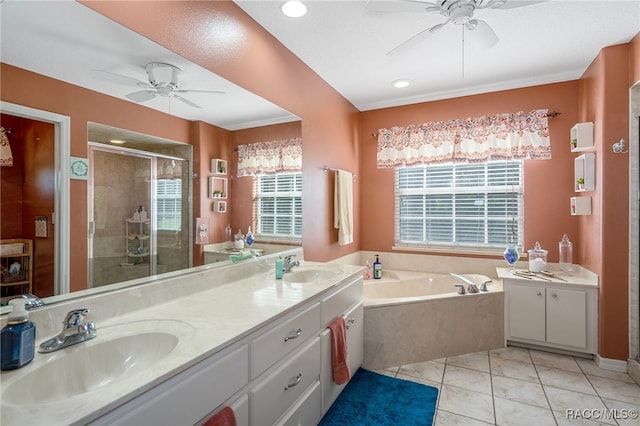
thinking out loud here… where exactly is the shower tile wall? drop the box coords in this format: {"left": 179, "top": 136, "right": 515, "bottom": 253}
{"left": 92, "top": 151, "right": 150, "bottom": 287}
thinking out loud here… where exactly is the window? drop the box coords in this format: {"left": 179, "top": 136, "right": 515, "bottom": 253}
{"left": 395, "top": 160, "right": 523, "bottom": 252}
{"left": 254, "top": 172, "right": 302, "bottom": 239}
{"left": 156, "top": 179, "right": 182, "bottom": 231}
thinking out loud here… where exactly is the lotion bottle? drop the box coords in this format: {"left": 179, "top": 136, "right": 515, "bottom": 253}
{"left": 275, "top": 256, "right": 283, "bottom": 279}
{"left": 373, "top": 254, "right": 382, "bottom": 279}
{"left": 1, "top": 298, "right": 36, "bottom": 370}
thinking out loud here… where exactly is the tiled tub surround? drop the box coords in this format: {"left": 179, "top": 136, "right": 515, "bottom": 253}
{"left": 0, "top": 248, "right": 364, "bottom": 425}
{"left": 362, "top": 274, "right": 504, "bottom": 370}
{"left": 331, "top": 252, "right": 508, "bottom": 370}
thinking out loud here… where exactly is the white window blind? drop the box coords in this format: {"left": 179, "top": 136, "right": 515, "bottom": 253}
{"left": 255, "top": 172, "right": 302, "bottom": 238}
{"left": 395, "top": 160, "right": 523, "bottom": 251}
{"left": 156, "top": 179, "right": 182, "bottom": 231}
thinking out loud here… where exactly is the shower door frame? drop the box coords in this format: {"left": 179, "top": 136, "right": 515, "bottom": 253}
{"left": 88, "top": 143, "right": 191, "bottom": 288}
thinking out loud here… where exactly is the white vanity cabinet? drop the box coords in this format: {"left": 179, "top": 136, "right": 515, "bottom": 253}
{"left": 500, "top": 267, "right": 598, "bottom": 355}
{"left": 88, "top": 268, "right": 364, "bottom": 426}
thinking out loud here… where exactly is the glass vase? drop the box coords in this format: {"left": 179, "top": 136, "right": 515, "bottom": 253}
{"left": 503, "top": 243, "right": 520, "bottom": 270}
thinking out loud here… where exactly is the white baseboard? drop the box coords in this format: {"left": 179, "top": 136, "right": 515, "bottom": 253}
{"left": 595, "top": 354, "right": 628, "bottom": 372}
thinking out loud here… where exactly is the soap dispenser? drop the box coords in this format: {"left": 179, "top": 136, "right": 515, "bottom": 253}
{"left": 1, "top": 298, "right": 36, "bottom": 370}
{"left": 373, "top": 255, "right": 382, "bottom": 279}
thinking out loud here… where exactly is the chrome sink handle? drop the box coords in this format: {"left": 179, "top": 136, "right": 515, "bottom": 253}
{"left": 63, "top": 308, "right": 90, "bottom": 328}
{"left": 39, "top": 308, "right": 96, "bottom": 353}
{"left": 282, "top": 254, "right": 300, "bottom": 273}
{"left": 453, "top": 284, "right": 466, "bottom": 295}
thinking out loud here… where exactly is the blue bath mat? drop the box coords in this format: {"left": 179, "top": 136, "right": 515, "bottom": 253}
{"left": 319, "top": 368, "right": 439, "bottom": 426}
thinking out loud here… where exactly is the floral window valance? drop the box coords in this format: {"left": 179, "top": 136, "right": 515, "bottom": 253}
{"left": 237, "top": 137, "right": 302, "bottom": 177}
{"left": 377, "top": 109, "right": 551, "bottom": 168}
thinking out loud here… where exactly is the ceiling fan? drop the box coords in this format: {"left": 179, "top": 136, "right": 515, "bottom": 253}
{"left": 90, "top": 62, "right": 224, "bottom": 109}
{"left": 386, "top": 0, "right": 547, "bottom": 56}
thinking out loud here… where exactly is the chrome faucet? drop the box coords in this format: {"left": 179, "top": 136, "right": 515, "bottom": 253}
{"left": 282, "top": 254, "right": 300, "bottom": 273}
{"left": 38, "top": 308, "right": 97, "bottom": 353}
{"left": 451, "top": 273, "right": 482, "bottom": 294}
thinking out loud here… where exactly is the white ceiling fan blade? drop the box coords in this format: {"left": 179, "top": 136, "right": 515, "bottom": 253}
{"left": 172, "top": 94, "right": 202, "bottom": 109}
{"left": 363, "top": 0, "right": 438, "bottom": 16}
{"left": 386, "top": 19, "right": 450, "bottom": 56}
{"left": 491, "top": 0, "right": 549, "bottom": 10}
{"left": 126, "top": 90, "right": 157, "bottom": 103}
{"left": 90, "top": 69, "right": 149, "bottom": 88}
{"left": 175, "top": 89, "right": 226, "bottom": 95}
{"left": 468, "top": 20, "right": 499, "bottom": 49}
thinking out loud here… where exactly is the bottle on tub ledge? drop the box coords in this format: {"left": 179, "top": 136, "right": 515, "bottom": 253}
{"left": 373, "top": 254, "right": 382, "bottom": 279}
{"left": 363, "top": 260, "right": 372, "bottom": 280}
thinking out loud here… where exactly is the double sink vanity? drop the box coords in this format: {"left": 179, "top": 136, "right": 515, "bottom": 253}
{"left": 0, "top": 248, "right": 365, "bottom": 426}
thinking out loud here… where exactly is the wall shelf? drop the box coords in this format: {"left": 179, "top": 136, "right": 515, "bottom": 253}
{"left": 570, "top": 122, "right": 594, "bottom": 152}
{"left": 574, "top": 153, "right": 595, "bottom": 192}
{"left": 571, "top": 196, "right": 591, "bottom": 215}
{"left": 211, "top": 158, "right": 227, "bottom": 175}
{"left": 209, "top": 176, "right": 228, "bottom": 199}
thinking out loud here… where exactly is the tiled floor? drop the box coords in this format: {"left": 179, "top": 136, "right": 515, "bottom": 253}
{"left": 375, "top": 347, "right": 640, "bottom": 425}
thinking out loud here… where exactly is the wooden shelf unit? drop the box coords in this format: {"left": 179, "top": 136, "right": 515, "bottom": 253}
{"left": 1, "top": 239, "right": 33, "bottom": 298}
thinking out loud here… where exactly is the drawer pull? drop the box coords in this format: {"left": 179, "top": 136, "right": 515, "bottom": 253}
{"left": 284, "top": 328, "right": 302, "bottom": 342}
{"left": 346, "top": 318, "right": 356, "bottom": 330}
{"left": 536, "top": 291, "right": 542, "bottom": 296}
{"left": 551, "top": 293, "right": 558, "bottom": 299}
{"left": 284, "top": 373, "right": 302, "bottom": 390}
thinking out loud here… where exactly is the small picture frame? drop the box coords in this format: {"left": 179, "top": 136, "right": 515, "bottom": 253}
{"left": 215, "top": 201, "right": 227, "bottom": 213}
{"left": 70, "top": 156, "right": 89, "bottom": 180}
{"left": 211, "top": 158, "right": 227, "bottom": 175}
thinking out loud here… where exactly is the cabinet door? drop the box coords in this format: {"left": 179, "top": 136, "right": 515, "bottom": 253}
{"left": 546, "top": 288, "right": 586, "bottom": 349}
{"left": 320, "top": 302, "right": 364, "bottom": 414}
{"left": 508, "top": 283, "right": 545, "bottom": 342}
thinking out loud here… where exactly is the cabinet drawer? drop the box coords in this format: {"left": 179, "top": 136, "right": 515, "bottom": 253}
{"left": 276, "top": 381, "right": 321, "bottom": 426}
{"left": 93, "top": 345, "right": 249, "bottom": 426}
{"left": 250, "top": 303, "right": 321, "bottom": 379}
{"left": 320, "top": 277, "right": 362, "bottom": 326}
{"left": 249, "top": 337, "right": 321, "bottom": 426}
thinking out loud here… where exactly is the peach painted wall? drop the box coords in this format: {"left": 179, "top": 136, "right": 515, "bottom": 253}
{"left": 1, "top": 63, "right": 192, "bottom": 291}
{"left": 580, "top": 44, "right": 631, "bottom": 361}
{"left": 190, "top": 121, "right": 233, "bottom": 265}
{"left": 630, "top": 33, "right": 640, "bottom": 85}
{"left": 359, "top": 81, "right": 581, "bottom": 262}
{"left": 82, "top": 0, "right": 362, "bottom": 262}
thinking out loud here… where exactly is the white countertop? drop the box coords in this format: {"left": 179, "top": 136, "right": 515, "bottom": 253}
{"left": 496, "top": 264, "right": 598, "bottom": 288}
{"left": 0, "top": 260, "right": 363, "bottom": 426}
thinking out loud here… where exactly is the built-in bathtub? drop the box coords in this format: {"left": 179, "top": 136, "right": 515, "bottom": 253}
{"left": 362, "top": 269, "right": 504, "bottom": 370}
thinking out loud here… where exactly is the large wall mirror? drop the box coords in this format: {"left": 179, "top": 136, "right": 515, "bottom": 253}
{"left": 0, "top": 1, "right": 302, "bottom": 309}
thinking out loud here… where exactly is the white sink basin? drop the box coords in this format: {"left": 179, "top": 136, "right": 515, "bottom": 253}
{"left": 284, "top": 266, "right": 341, "bottom": 283}
{"left": 4, "top": 320, "right": 191, "bottom": 405}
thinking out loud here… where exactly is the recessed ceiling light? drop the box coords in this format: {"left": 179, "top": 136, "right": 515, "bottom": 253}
{"left": 281, "top": 1, "right": 307, "bottom": 18}
{"left": 109, "top": 139, "right": 126, "bottom": 144}
{"left": 393, "top": 79, "right": 411, "bottom": 88}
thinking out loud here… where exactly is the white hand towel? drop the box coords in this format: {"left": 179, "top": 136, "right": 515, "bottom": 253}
{"left": 334, "top": 169, "right": 353, "bottom": 245}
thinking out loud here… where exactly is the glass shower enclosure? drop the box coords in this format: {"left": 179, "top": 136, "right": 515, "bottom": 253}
{"left": 88, "top": 143, "right": 191, "bottom": 288}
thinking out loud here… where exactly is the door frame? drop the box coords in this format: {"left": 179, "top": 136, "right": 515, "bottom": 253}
{"left": 1, "top": 101, "right": 70, "bottom": 295}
